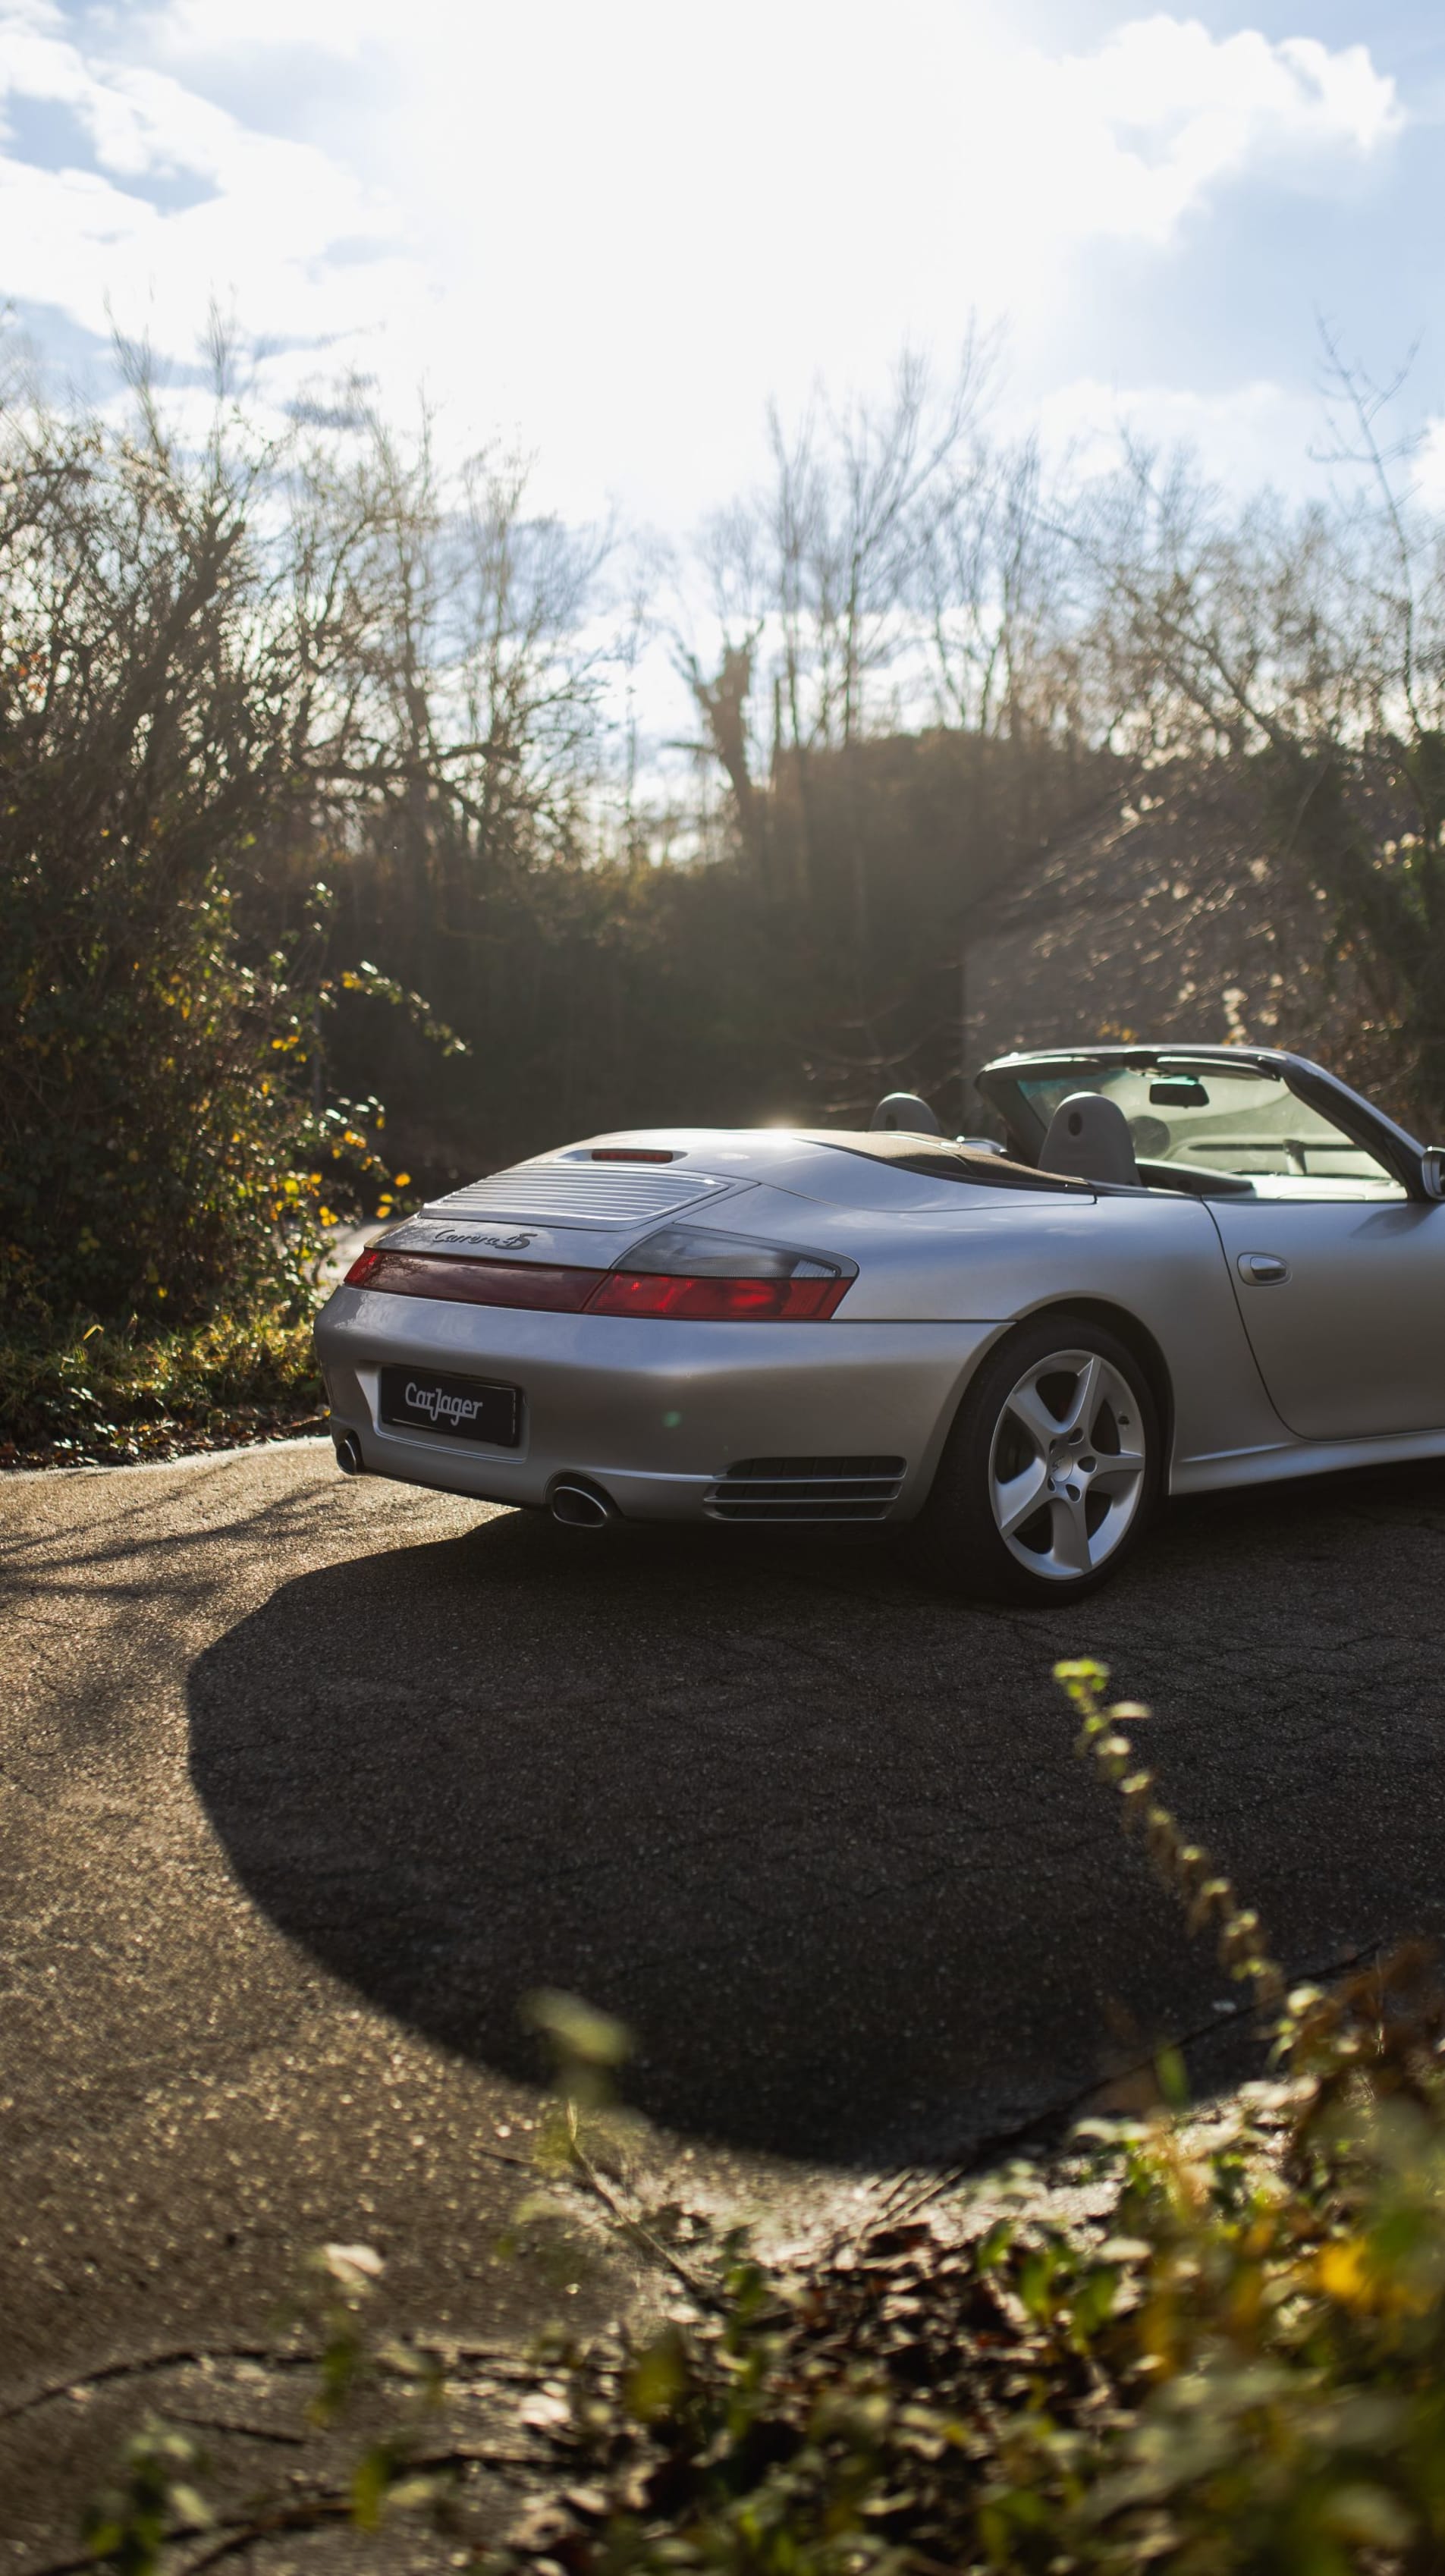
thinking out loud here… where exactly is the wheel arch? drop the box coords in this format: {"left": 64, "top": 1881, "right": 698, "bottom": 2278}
{"left": 929, "top": 1295, "right": 1174, "bottom": 1483}
{"left": 1014, "top": 1295, "right": 1175, "bottom": 1468}
{"left": 911, "top": 1296, "right": 1173, "bottom": 1595}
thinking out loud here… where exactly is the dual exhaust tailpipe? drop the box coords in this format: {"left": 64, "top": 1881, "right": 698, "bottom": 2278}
{"left": 335, "top": 1432, "right": 613, "bottom": 1531}
{"left": 548, "top": 1478, "right": 617, "bottom": 1531}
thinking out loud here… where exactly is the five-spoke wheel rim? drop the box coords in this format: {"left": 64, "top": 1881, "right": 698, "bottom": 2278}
{"left": 987, "top": 1347, "right": 1147, "bottom": 1582}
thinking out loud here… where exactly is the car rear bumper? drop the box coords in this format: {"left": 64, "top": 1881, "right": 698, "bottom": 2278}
{"left": 314, "top": 1286, "right": 1000, "bottom": 1522}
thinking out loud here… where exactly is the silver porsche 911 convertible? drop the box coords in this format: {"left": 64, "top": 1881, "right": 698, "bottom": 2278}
{"left": 313, "top": 1045, "right": 1445, "bottom": 1601}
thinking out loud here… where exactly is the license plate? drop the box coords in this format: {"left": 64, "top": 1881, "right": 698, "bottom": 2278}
{"left": 378, "top": 1366, "right": 521, "bottom": 1447}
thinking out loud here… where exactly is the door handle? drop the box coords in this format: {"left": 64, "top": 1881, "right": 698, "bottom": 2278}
{"left": 1238, "top": 1252, "right": 1290, "bottom": 1286}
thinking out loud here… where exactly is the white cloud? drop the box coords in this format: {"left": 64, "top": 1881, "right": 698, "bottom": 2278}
{"left": 1029, "top": 373, "right": 1327, "bottom": 496}
{"left": 0, "top": 5, "right": 1408, "bottom": 518}
{"left": 140, "top": 0, "right": 394, "bottom": 58}
{"left": 0, "top": 0, "right": 423, "bottom": 380}
{"left": 1029, "top": 17, "right": 1400, "bottom": 244}
{"left": 1411, "top": 415, "right": 1445, "bottom": 512}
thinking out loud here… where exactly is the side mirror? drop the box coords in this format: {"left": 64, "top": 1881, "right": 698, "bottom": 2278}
{"left": 1421, "top": 1149, "right": 1445, "bottom": 1201}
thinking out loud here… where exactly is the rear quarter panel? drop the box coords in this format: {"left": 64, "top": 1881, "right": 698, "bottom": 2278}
{"left": 746, "top": 1183, "right": 1290, "bottom": 1479}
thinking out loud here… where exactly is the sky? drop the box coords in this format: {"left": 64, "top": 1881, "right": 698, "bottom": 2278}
{"left": 1, "top": 0, "right": 1443, "bottom": 526}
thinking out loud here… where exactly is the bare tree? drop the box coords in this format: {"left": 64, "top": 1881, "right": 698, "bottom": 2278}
{"left": 286, "top": 402, "right": 614, "bottom": 887}
{"left": 918, "top": 434, "right": 1082, "bottom": 740}
{"left": 752, "top": 341, "right": 989, "bottom": 756}
{"left": 677, "top": 341, "right": 992, "bottom": 929}
{"left": 1067, "top": 340, "right": 1445, "bottom": 1121}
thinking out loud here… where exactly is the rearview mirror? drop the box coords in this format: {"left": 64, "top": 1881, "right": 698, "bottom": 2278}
{"left": 1150, "top": 1077, "right": 1209, "bottom": 1107}
{"left": 1421, "top": 1148, "right": 1445, "bottom": 1201}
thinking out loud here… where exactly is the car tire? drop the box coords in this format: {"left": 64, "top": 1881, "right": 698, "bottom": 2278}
{"left": 914, "top": 1312, "right": 1163, "bottom": 1604}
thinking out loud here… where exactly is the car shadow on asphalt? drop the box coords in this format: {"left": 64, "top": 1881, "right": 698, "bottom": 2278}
{"left": 188, "top": 1465, "right": 1445, "bottom": 2168}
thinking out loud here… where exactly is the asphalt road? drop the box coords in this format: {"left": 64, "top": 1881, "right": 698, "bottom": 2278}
{"left": 4, "top": 1439, "right": 1445, "bottom": 2554}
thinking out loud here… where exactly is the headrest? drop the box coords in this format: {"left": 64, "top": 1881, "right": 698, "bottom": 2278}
{"left": 869, "top": 1091, "right": 941, "bottom": 1136}
{"left": 1038, "top": 1091, "right": 1140, "bottom": 1187}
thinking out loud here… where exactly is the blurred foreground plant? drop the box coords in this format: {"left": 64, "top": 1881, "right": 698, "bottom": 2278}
{"left": 480, "top": 1669, "right": 1445, "bottom": 2576}
{"left": 64, "top": 2245, "right": 480, "bottom": 2575}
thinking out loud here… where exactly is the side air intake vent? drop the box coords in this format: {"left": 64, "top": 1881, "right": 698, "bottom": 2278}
{"left": 706, "top": 1456, "right": 906, "bottom": 1523}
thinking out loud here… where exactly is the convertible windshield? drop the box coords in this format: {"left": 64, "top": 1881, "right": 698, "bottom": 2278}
{"left": 1014, "top": 1064, "right": 1403, "bottom": 1200}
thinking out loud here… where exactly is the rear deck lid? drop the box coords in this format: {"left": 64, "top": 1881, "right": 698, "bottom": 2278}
{"left": 379, "top": 1154, "right": 751, "bottom": 1271}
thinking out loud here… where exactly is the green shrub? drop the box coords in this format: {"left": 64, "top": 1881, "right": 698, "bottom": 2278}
{"left": 0, "top": 391, "right": 441, "bottom": 1328}
{"left": 0, "top": 1307, "right": 323, "bottom": 1464}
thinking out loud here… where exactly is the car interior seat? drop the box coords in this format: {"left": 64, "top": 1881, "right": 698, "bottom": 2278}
{"left": 869, "top": 1092, "right": 942, "bottom": 1136}
{"left": 1038, "top": 1092, "right": 1141, "bottom": 1186}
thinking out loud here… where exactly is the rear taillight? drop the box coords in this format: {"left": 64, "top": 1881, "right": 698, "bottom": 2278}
{"left": 586, "top": 1271, "right": 849, "bottom": 1320}
{"left": 585, "top": 1223, "right": 854, "bottom": 1319}
{"left": 343, "top": 1224, "right": 856, "bottom": 1320}
{"left": 343, "top": 1249, "right": 605, "bottom": 1310}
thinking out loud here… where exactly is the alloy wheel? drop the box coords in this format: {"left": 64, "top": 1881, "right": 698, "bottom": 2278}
{"left": 987, "top": 1346, "right": 1148, "bottom": 1582}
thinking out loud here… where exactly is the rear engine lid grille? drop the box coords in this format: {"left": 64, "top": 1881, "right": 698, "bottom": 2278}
{"left": 424, "top": 1164, "right": 734, "bottom": 1229}
{"left": 707, "top": 1456, "right": 906, "bottom": 1523}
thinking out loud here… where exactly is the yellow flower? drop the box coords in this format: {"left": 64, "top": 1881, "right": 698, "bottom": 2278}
{"left": 1318, "top": 2239, "right": 1371, "bottom": 2306}
{"left": 1316, "top": 2236, "right": 1428, "bottom": 2317}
